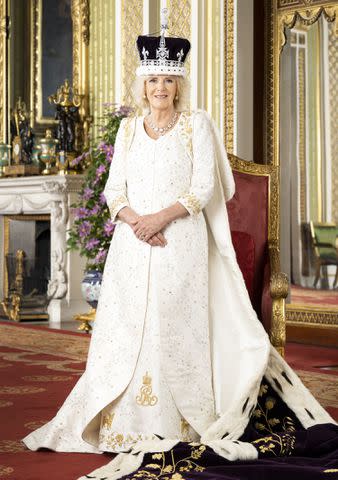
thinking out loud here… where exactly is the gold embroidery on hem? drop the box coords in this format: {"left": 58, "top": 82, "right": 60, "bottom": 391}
{"left": 99, "top": 432, "right": 156, "bottom": 452}
{"left": 136, "top": 371, "right": 158, "bottom": 406}
{"left": 130, "top": 444, "right": 206, "bottom": 479}
{"left": 180, "top": 418, "right": 191, "bottom": 442}
{"left": 101, "top": 412, "right": 115, "bottom": 429}
{"left": 252, "top": 432, "right": 296, "bottom": 456}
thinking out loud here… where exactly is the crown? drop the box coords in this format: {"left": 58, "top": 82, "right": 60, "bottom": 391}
{"left": 142, "top": 371, "right": 152, "bottom": 386}
{"left": 136, "top": 8, "right": 191, "bottom": 77}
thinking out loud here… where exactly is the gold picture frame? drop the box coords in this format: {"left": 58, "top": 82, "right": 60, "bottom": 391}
{"left": 267, "top": 0, "right": 338, "bottom": 333}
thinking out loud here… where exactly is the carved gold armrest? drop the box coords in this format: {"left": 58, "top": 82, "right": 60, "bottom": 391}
{"left": 268, "top": 245, "right": 289, "bottom": 357}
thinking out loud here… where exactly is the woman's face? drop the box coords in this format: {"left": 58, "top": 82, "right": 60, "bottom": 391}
{"left": 145, "top": 76, "right": 177, "bottom": 112}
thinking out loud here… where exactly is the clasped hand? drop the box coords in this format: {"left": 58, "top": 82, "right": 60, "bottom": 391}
{"left": 131, "top": 213, "right": 168, "bottom": 245}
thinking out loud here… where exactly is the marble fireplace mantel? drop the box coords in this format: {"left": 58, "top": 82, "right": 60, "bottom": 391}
{"left": 0, "top": 174, "right": 88, "bottom": 325}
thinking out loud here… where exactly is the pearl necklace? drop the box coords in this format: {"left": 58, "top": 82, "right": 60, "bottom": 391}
{"left": 146, "top": 112, "right": 178, "bottom": 136}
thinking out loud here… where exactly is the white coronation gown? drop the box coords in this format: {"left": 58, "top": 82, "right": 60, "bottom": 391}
{"left": 23, "top": 111, "right": 334, "bottom": 468}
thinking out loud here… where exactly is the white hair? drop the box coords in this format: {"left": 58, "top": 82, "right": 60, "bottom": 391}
{"left": 131, "top": 75, "right": 190, "bottom": 114}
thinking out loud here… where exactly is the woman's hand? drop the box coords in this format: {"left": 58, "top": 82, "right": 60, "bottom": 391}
{"left": 147, "top": 232, "right": 167, "bottom": 247}
{"left": 133, "top": 213, "right": 167, "bottom": 242}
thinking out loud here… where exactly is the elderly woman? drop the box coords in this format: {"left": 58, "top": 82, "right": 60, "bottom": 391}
{"left": 23, "top": 16, "right": 336, "bottom": 480}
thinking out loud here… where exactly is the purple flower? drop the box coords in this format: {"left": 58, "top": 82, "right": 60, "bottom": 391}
{"left": 98, "top": 141, "right": 107, "bottom": 151}
{"left": 85, "top": 238, "right": 100, "bottom": 250}
{"left": 74, "top": 207, "right": 90, "bottom": 219}
{"left": 96, "top": 164, "right": 106, "bottom": 176}
{"left": 99, "top": 192, "right": 106, "bottom": 205}
{"left": 90, "top": 204, "right": 101, "bottom": 215}
{"left": 104, "top": 219, "right": 115, "bottom": 236}
{"left": 82, "top": 187, "right": 94, "bottom": 200}
{"left": 78, "top": 220, "right": 92, "bottom": 238}
{"left": 71, "top": 153, "right": 84, "bottom": 166}
{"left": 94, "top": 249, "right": 108, "bottom": 264}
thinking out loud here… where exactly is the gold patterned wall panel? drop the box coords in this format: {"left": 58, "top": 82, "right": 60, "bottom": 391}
{"left": 204, "top": 0, "right": 222, "bottom": 128}
{"left": 89, "top": 0, "right": 116, "bottom": 139}
{"left": 298, "top": 46, "right": 306, "bottom": 223}
{"left": 168, "top": 0, "right": 191, "bottom": 78}
{"left": 329, "top": 21, "right": 338, "bottom": 221}
{"left": 224, "top": 0, "right": 234, "bottom": 154}
{"left": 120, "top": 0, "right": 143, "bottom": 108}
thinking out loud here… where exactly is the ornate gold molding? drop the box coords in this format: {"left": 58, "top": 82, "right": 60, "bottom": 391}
{"left": 224, "top": 0, "right": 234, "bottom": 154}
{"left": 277, "top": 6, "right": 338, "bottom": 53}
{"left": 286, "top": 304, "right": 338, "bottom": 325}
{"left": 266, "top": 1, "right": 338, "bottom": 166}
{"left": 278, "top": 0, "right": 337, "bottom": 11}
{"left": 0, "top": 0, "right": 7, "bottom": 142}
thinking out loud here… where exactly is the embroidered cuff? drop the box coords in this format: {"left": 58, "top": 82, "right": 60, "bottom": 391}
{"left": 177, "top": 192, "right": 202, "bottom": 215}
{"left": 108, "top": 194, "right": 130, "bottom": 223}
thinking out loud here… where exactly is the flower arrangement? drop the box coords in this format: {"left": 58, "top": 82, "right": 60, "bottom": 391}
{"left": 67, "top": 104, "right": 133, "bottom": 272}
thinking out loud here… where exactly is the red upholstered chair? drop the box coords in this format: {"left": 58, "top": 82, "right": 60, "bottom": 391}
{"left": 227, "top": 155, "right": 289, "bottom": 356}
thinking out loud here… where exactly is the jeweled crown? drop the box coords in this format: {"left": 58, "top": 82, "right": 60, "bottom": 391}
{"left": 136, "top": 8, "right": 191, "bottom": 77}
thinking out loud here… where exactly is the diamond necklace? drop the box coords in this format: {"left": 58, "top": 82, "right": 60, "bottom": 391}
{"left": 146, "top": 111, "right": 178, "bottom": 135}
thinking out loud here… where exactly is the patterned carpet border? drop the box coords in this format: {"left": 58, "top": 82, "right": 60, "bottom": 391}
{"left": 0, "top": 324, "right": 89, "bottom": 361}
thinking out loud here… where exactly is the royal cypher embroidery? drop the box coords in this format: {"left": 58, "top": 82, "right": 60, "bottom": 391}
{"left": 136, "top": 372, "right": 158, "bottom": 406}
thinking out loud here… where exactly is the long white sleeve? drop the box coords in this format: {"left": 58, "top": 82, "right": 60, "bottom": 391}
{"left": 103, "top": 118, "right": 130, "bottom": 224}
{"left": 177, "top": 111, "right": 216, "bottom": 215}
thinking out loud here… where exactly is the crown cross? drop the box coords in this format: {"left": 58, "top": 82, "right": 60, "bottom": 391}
{"left": 177, "top": 49, "right": 184, "bottom": 62}
{"left": 156, "top": 43, "right": 169, "bottom": 63}
{"left": 142, "top": 46, "right": 149, "bottom": 60}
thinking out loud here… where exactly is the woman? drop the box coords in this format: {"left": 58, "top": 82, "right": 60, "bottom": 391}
{"left": 23, "top": 17, "right": 336, "bottom": 480}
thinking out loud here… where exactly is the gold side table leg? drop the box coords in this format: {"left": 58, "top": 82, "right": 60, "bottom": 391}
{"left": 74, "top": 307, "right": 96, "bottom": 334}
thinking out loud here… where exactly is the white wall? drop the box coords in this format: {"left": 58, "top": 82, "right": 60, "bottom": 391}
{"left": 236, "top": 0, "right": 253, "bottom": 161}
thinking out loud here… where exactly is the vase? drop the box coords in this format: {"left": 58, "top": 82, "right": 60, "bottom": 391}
{"left": 81, "top": 269, "right": 103, "bottom": 309}
{"left": 0, "top": 143, "right": 11, "bottom": 177}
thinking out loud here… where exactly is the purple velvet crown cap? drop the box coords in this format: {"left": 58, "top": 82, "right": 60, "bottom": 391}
{"left": 136, "top": 35, "right": 191, "bottom": 77}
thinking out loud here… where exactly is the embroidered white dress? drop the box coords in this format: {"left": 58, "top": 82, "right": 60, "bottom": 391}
{"left": 98, "top": 114, "right": 216, "bottom": 451}
{"left": 23, "top": 110, "right": 334, "bottom": 469}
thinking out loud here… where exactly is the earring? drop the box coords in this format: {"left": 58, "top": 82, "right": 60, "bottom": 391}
{"left": 143, "top": 94, "right": 147, "bottom": 99}
{"left": 175, "top": 95, "right": 179, "bottom": 101}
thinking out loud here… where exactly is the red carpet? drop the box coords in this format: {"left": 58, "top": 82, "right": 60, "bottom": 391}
{"left": 0, "top": 323, "right": 111, "bottom": 480}
{"left": 291, "top": 284, "right": 338, "bottom": 307}
{"left": 0, "top": 322, "right": 337, "bottom": 480}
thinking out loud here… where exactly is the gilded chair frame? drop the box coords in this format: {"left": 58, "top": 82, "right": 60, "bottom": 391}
{"left": 0, "top": 0, "right": 90, "bottom": 142}
{"left": 265, "top": 0, "right": 338, "bottom": 331}
{"left": 229, "top": 154, "right": 288, "bottom": 356}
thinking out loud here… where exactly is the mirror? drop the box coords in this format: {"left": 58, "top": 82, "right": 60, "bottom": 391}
{"left": 8, "top": 0, "right": 73, "bottom": 137}
{"left": 278, "top": 5, "right": 338, "bottom": 321}
{"left": 0, "top": 0, "right": 89, "bottom": 143}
